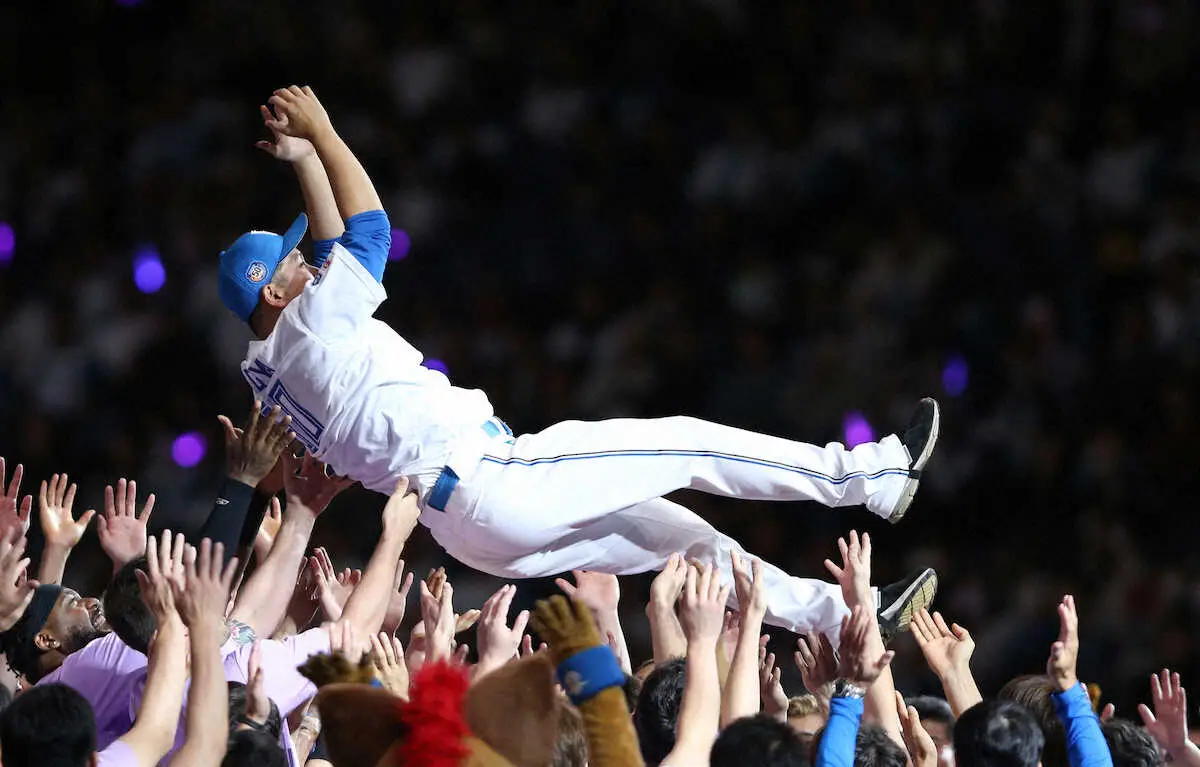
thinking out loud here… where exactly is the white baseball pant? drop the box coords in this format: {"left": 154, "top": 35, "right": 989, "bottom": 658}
{"left": 417, "top": 416, "right": 911, "bottom": 636}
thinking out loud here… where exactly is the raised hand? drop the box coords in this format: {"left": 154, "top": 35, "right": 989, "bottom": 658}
{"left": 312, "top": 547, "right": 356, "bottom": 620}
{"left": 173, "top": 538, "right": 238, "bottom": 637}
{"left": 1139, "top": 670, "right": 1200, "bottom": 765}
{"left": 381, "top": 560, "right": 415, "bottom": 636}
{"left": 240, "top": 642, "right": 273, "bottom": 729}
{"left": 137, "top": 531, "right": 187, "bottom": 623}
{"left": 419, "top": 577, "right": 456, "bottom": 664}
{"left": 650, "top": 553, "right": 688, "bottom": 609}
{"left": 327, "top": 620, "right": 367, "bottom": 665}
{"left": 218, "top": 404, "right": 295, "bottom": 488}
{"left": 731, "top": 552, "right": 766, "bottom": 621}
{"left": 555, "top": 570, "right": 620, "bottom": 614}
{"left": 370, "top": 632, "right": 409, "bottom": 697}
{"left": 381, "top": 478, "right": 420, "bottom": 543}
{"left": 795, "top": 630, "right": 839, "bottom": 696}
{"left": 896, "top": 691, "right": 939, "bottom": 767}
{"left": 254, "top": 498, "right": 283, "bottom": 562}
{"left": 94, "top": 478, "right": 155, "bottom": 571}
{"left": 255, "top": 105, "right": 316, "bottom": 163}
{"left": 912, "top": 609, "right": 974, "bottom": 680}
{"left": 475, "top": 584, "right": 531, "bottom": 677}
{"left": 678, "top": 562, "right": 729, "bottom": 647}
{"left": 1046, "top": 595, "right": 1080, "bottom": 692}
{"left": 0, "top": 459, "right": 32, "bottom": 539}
{"left": 267, "top": 86, "right": 334, "bottom": 143}
{"left": 283, "top": 453, "right": 354, "bottom": 515}
{"left": 759, "top": 638, "right": 790, "bottom": 721}
{"left": 38, "top": 473, "right": 92, "bottom": 549}
{"left": 837, "top": 604, "right": 894, "bottom": 687}
{"left": 0, "top": 530, "right": 36, "bottom": 631}
{"left": 824, "top": 530, "right": 872, "bottom": 609}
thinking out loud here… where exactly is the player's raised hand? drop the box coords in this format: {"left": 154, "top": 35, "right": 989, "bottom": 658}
{"left": 267, "top": 86, "right": 334, "bottom": 144}
{"left": 1139, "top": 669, "right": 1200, "bottom": 765}
{"left": 1046, "top": 595, "right": 1080, "bottom": 692}
{"left": 256, "top": 105, "right": 316, "bottom": 163}
{"left": 911, "top": 608, "right": 974, "bottom": 681}
{"left": 475, "top": 584, "right": 530, "bottom": 678}
{"left": 795, "top": 629, "right": 839, "bottom": 696}
{"left": 824, "top": 530, "right": 872, "bottom": 610}
{"left": 253, "top": 497, "right": 283, "bottom": 562}
{"left": 173, "top": 538, "right": 238, "bottom": 639}
{"left": 837, "top": 604, "right": 894, "bottom": 687}
{"left": 649, "top": 552, "right": 688, "bottom": 609}
{"left": 0, "top": 458, "right": 33, "bottom": 539}
{"left": 38, "top": 473, "right": 92, "bottom": 550}
{"left": 678, "top": 561, "right": 729, "bottom": 648}
{"left": 554, "top": 570, "right": 620, "bottom": 615}
{"left": 759, "top": 638, "right": 790, "bottom": 722}
{"left": 382, "top": 560, "right": 415, "bottom": 636}
{"left": 282, "top": 452, "right": 354, "bottom": 515}
{"left": 94, "top": 478, "right": 154, "bottom": 572}
{"left": 731, "top": 551, "right": 767, "bottom": 622}
{"left": 219, "top": 403, "right": 295, "bottom": 488}
{"left": 418, "top": 577, "right": 456, "bottom": 664}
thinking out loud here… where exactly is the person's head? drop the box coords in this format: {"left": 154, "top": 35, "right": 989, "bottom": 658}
{"left": 222, "top": 729, "right": 287, "bottom": 767}
{"left": 552, "top": 698, "right": 588, "bottom": 767}
{"left": 711, "top": 714, "right": 810, "bottom": 767}
{"left": 633, "top": 657, "right": 686, "bottom": 765}
{"left": 907, "top": 695, "right": 956, "bottom": 767}
{"left": 217, "top": 213, "right": 313, "bottom": 337}
{"left": 103, "top": 557, "right": 154, "bottom": 655}
{"left": 0, "top": 585, "right": 106, "bottom": 682}
{"left": 788, "top": 694, "right": 827, "bottom": 736}
{"left": 954, "top": 700, "right": 1045, "bottom": 767}
{"left": 1102, "top": 718, "right": 1164, "bottom": 767}
{"left": 227, "top": 682, "right": 283, "bottom": 739}
{"left": 622, "top": 672, "right": 643, "bottom": 714}
{"left": 0, "top": 683, "right": 97, "bottom": 767}
{"left": 855, "top": 723, "right": 909, "bottom": 767}
{"left": 998, "top": 675, "right": 1065, "bottom": 767}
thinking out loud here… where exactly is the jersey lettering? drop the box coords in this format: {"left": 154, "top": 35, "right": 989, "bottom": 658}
{"left": 243, "top": 358, "right": 275, "bottom": 394}
{"left": 265, "top": 380, "right": 326, "bottom": 452}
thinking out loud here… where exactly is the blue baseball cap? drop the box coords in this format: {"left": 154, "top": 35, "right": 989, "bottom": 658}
{"left": 218, "top": 213, "right": 309, "bottom": 321}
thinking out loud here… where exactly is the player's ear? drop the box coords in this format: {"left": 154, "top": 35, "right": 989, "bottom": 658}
{"left": 261, "top": 282, "right": 289, "bottom": 308}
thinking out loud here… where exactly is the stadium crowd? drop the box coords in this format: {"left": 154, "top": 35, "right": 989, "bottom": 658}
{"left": 2, "top": 0, "right": 1200, "bottom": 764}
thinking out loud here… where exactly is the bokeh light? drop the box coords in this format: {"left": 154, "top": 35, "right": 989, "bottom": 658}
{"left": 389, "top": 229, "right": 411, "bottom": 261}
{"left": 0, "top": 222, "right": 13, "bottom": 266}
{"left": 132, "top": 246, "right": 166, "bottom": 294}
{"left": 171, "top": 432, "right": 206, "bottom": 467}
{"left": 942, "top": 354, "right": 969, "bottom": 397}
{"left": 424, "top": 358, "right": 449, "bottom": 375}
{"left": 843, "top": 412, "right": 874, "bottom": 448}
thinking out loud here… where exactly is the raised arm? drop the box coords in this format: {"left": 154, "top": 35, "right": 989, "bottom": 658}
{"left": 169, "top": 539, "right": 239, "bottom": 767}
{"left": 555, "top": 570, "right": 632, "bottom": 675}
{"left": 722, "top": 553, "right": 767, "bottom": 726}
{"left": 911, "top": 608, "right": 983, "bottom": 716}
{"left": 258, "top": 104, "right": 345, "bottom": 244}
{"left": 1046, "top": 595, "right": 1113, "bottom": 767}
{"left": 269, "top": 86, "right": 390, "bottom": 280}
{"left": 647, "top": 553, "right": 689, "bottom": 664}
{"left": 230, "top": 454, "right": 349, "bottom": 637}
{"left": 339, "top": 479, "right": 420, "bottom": 638}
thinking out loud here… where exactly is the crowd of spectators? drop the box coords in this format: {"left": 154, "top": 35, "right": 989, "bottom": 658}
{"left": 2, "top": 0, "right": 1200, "bottom": 760}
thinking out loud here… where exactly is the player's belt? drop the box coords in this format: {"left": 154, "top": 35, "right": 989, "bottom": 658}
{"left": 427, "top": 418, "right": 513, "bottom": 511}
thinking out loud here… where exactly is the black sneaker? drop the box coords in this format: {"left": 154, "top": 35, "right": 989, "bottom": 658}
{"left": 887, "top": 397, "right": 940, "bottom": 523}
{"left": 878, "top": 568, "right": 938, "bottom": 645}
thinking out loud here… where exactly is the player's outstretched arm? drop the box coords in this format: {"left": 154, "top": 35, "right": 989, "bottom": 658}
{"left": 340, "top": 478, "right": 421, "bottom": 638}
{"left": 257, "top": 105, "right": 345, "bottom": 251}
{"left": 269, "top": 86, "right": 391, "bottom": 282}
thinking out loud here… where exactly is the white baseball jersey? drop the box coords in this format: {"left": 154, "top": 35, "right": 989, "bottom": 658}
{"left": 240, "top": 242, "right": 493, "bottom": 494}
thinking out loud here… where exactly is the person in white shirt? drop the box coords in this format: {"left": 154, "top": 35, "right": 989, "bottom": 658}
{"left": 217, "top": 85, "right": 941, "bottom": 640}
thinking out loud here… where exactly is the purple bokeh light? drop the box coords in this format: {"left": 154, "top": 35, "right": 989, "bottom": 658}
{"left": 132, "top": 246, "right": 165, "bottom": 294}
{"left": 171, "top": 432, "right": 207, "bottom": 468}
{"left": 424, "top": 358, "right": 449, "bottom": 375}
{"left": 116, "top": 0, "right": 143, "bottom": 7}
{"left": 389, "top": 229, "right": 411, "bottom": 261}
{"left": 843, "top": 412, "right": 874, "bottom": 448}
{"left": 0, "top": 222, "right": 13, "bottom": 266}
{"left": 942, "top": 354, "right": 969, "bottom": 397}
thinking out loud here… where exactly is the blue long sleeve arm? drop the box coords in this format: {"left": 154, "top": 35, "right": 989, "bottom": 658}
{"left": 817, "top": 697, "right": 865, "bottom": 767}
{"left": 1052, "top": 683, "right": 1114, "bottom": 767}
{"left": 310, "top": 209, "right": 391, "bottom": 282}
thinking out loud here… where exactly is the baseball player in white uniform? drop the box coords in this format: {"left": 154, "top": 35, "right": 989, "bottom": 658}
{"left": 219, "top": 86, "right": 940, "bottom": 639}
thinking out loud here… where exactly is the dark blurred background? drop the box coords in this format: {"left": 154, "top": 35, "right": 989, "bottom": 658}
{"left": 2, "top": 0, "right": 1198, "bottom": 712}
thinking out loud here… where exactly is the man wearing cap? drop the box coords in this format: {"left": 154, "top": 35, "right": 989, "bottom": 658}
{"left": 223, "top": 85, "right": 941, "bottom": 641}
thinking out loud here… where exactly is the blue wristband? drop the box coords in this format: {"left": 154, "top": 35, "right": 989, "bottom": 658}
{"left": 556, "top": 646, "right": 624, "bottom": 706}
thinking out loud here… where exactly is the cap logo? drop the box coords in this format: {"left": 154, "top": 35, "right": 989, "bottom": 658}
{"left": 246, "top": 261, "right": 268, "bottom": 283}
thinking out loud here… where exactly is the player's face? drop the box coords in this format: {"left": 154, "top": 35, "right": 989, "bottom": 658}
{"left": 273, "top": 249, "right": 318, "bottom": 302}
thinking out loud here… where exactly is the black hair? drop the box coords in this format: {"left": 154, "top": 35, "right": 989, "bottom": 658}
{"left": 907, "top": 695, "right": 955, "bottom": 725}
{"left": 998, "top": 675, "right": 1066, "bottom": 767}
{"left": 103, "top": 557, "right": 154, "bottom": 655}
{"left": 222, "top": 728, "right": 288, "bottom": 767}
{"left": 1102, "top": 718, "right": 1164, "bottom": 767}
{"left": 0, "top": 683, "right": 96, "bottom": 767}
{"left": 856, "top": 723, "right": 909, "bottom": 767}
{"left": 227, "top": 681, "right": 283, "bottom": 738}
{"left": 622, "top": 672, "right": 643, "bottom": 714}
{"left": 633, "top": 657, "right": 686, "bottom": 765}
{"left": 711, "top": 713, "right": 810, "bottom": 767}
{"left": 954, "top": 699, "right": 1046, "bottom": 767}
